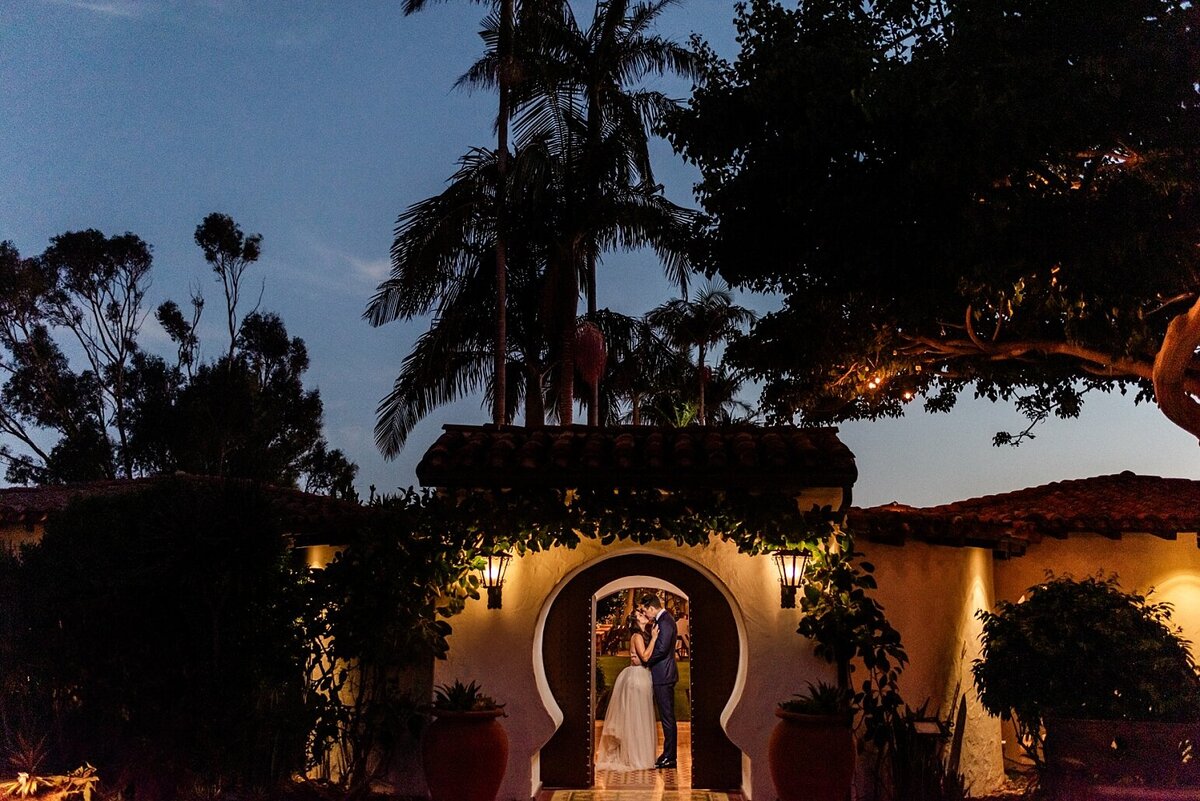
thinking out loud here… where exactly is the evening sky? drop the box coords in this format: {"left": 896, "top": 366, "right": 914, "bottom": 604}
{"left": 2, "top": 0, "right": 1196, "bottom": 504}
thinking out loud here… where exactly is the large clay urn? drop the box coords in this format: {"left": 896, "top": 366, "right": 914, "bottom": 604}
{"left": 421, "top": 708, "right": 509, "bottom": 801}
{"left": 769, "top": 709, "right": 855, "bottom": 801}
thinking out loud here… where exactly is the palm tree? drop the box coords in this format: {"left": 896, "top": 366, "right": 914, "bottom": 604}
{"left": 462, "top": 0, "right": 699, "bottom": 424}
{"left": 373, "top": 3, "right": 699, "bottom": 448}
{"left": 647, "top": 280, "right": 756, "bottom": 425}
{"left": 402, "top": 0, "right": 559, "bottom": 426}
{"left": 365, "top": 144, "right": 554, "bottom": 455}
{"left": 590, "top": 309, "right": 688, "bottom": 424}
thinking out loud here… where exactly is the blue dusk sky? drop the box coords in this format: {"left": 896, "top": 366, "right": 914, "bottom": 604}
{"left": 1, "top": 0, "right": 1197, "bottom": 505}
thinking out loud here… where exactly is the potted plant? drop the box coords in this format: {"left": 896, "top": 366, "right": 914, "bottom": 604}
{"left": 771, "top": 682, "right": 855, "bottom": 801}
{"left": 770, "top": 529, "right": 908, "bottom": 801}
{"left": 421, "top": 680, "right": 508, "bottom": 801}
{"left": 973, "top": 573, "right": 1200, "bottom": 790}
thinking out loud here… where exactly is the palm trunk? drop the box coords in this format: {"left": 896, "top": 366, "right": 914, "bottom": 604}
{"left": 557, "top": 252, "right": 580, "bottom": 425}
{"left": 558, "top": 309, "right": 578, "bottom": 426}
{"left": 526, "top": 364, "right": 545, "bottom": 427}
{"left": 631, "top": 392, "right": 642, "bottom": 425}
{"left": 586, "top": 255, "right": 599, "bottom": 426}
{"left": 493, "top": 0, "right": 513, "bottom": 427}
{"left": 697, "top": 342, "right": 707, "bottom": 425}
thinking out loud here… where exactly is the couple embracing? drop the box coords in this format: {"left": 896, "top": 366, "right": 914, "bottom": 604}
{"left": 596, "top": 593, "right": 680, "bottom": 772}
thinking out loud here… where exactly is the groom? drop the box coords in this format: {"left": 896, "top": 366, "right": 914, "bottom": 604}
{"left": 637, "top": 593, "right": 679, "bottom": 769}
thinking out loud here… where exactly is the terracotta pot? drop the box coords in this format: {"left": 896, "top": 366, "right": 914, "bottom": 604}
{"left": 769, "top": 709, "right": 855, "bottom": 801}
{"left": 421, "top": 708, "right": 509, "bottom": 801}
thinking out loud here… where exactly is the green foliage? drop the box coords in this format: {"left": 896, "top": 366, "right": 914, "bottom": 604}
{"left": 797, "top": 530, "right": 908, "bottom": 748}
{"left": 371, "top": 0, "right": 700, "bottom": 446}
{"left": 667, "top": 0, "right": 1200, "bottom": 438}
{"left": 883, "top": 705, "right": 966, "bottom": 801}
{"left": 779, "top": 681, "right": 849, "bottom": 716}
{"left": 304, "top": 490, "right": 481, "bottom": 792}
{"left": 0, "top": 216, "right": 356, "bottom": 496}
{"left": 0, "top": 765, "right": 98, "bottom": 800}
{"left": 432, "top": 680, "right": 503, "bottom": 712}
{"left": 1, "top": 479, "right": 324, "bottom": 796}
{"left": 429, "top": 485, "right": 838, "bottom": 557}
{"left": 972, "top": 573, "right": 1200, "bottom": 764}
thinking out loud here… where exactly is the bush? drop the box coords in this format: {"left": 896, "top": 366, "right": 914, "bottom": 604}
{"left": 972, "top": 573, "right": 1200, "bottom": 763}
{"left": 1, "top": 479, "right": 321, "bottom": 798}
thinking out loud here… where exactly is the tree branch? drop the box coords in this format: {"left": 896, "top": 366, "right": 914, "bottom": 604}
{"left": 1152, "top": 295, "right": 1200, "bottom": 443}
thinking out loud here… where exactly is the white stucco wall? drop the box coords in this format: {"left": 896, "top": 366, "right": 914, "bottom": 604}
{"left": 992, "top": 531, "right": 1200, "bottom": 767}
{"left": 994, "top": 531, "right": 1200, "bottom": 644}
{"left": 863, "top": 541, "right": 1005, "bottom": 796}
{"left": 435, "top": 533, "right": 1006, "bottom": 800}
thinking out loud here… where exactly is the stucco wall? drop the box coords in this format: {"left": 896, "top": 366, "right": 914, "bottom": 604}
{"left": 994, "top": 531, "right": 1200, "bottom": 643}
{"left": 436, "top": 535, "right": 1006, "bottom": 800}
{"left": 863, "top": 542, "right": 1005, "bottom": 796}
{"left": 0, "top": 522, "right": 42, "bottom": 552}
{"left": 992, "top": 531, "right": 1200, "bottom": 766}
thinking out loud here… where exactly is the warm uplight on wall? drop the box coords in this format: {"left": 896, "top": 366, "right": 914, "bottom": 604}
{"left": 479, "top": 552, "right": 512, "bottom": 610}
{"left": 772, "top": 550, "right": 811, "bottom": 609}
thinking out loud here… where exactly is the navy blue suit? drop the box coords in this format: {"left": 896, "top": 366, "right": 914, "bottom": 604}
{"left": 645, "top": 609, "right": 679, "bottom": 762}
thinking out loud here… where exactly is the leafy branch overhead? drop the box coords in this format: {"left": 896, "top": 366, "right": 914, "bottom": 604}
{"left": 667, "top": 0, "right": 1200, "bottom": 443}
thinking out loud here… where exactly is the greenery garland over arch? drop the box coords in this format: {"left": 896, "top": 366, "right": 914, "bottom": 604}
{"left": 424, "top": 485, "right": 841, "bottom": 557}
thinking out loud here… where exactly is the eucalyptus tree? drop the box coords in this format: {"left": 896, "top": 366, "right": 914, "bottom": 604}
{"left": 194, "top": 213, "right": 262, "bottom": 363}
{"left": 0, "top": 221, "right": 356, "bottom": 494}
{"left": 647, "top": 280, "right": 755, "bottom": 425}
{"left": 0, "top": 232, "right": 153, "bottom": 482}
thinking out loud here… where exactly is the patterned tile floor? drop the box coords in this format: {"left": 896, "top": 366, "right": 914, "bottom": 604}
{"left": 539, "top": 724, "right": 744, "bottom": 801}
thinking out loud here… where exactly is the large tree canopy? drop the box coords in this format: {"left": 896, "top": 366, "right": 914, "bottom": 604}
{"left": 0, "top": 218, "right": 357, "bottom": 495}
{"left": 667, "top": 0, "right": 1200, "bottom": 442}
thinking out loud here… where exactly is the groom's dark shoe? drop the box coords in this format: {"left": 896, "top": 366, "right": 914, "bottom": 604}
{"left": 654, "top": 757, "right": 677, "bottom": 769}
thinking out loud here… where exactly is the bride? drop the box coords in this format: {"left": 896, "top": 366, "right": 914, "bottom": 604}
{"left": 596, "top": 610, "right": 658, "bottom": 771}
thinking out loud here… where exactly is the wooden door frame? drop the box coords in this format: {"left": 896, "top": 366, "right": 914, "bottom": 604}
{"left": 539, "top": 553, "right": 742, "bottom": 790}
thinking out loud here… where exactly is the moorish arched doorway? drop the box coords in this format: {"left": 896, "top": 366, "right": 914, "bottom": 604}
{"left": 539, "top": 553, "right": 741, "bottom": 790}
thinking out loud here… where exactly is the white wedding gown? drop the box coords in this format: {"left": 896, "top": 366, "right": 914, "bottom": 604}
{"left": 596, "top": 654, "right": 656, "bottom": 771}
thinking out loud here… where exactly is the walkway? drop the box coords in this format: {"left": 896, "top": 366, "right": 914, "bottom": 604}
{"left": 538, "top": 724, "right": 745, "bottom": 801}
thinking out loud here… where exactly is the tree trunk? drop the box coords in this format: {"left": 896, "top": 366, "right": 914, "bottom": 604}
{"left": 558, "top": 315, "right": 577, "bottom": 426}
{"left": 631, "top": 393, "right": 641, "bottom": 426}
{"left": 525, "top": 364, "right": 545, "bottom": 428}
{"left": 557, "top": 254, "right": 580, "bottom": 425}
{"left": 697, "top": 342, "right": 707, "bottom": 425}
{"left": 493, "top": 0, "right": 513, "bottom": 427}
{"left": 1153, "top": 295, "right": 1200, "bottom": 442}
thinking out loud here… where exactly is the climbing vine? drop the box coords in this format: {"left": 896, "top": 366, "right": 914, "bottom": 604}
{"left": 423, "top": 485, "right": 841, "bottom": 556}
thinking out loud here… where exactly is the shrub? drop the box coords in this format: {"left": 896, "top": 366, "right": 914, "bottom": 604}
{"left": 1, "top": 479, "right": 321, "bottom": 798}
{"left": 972, "top": 573, "right": 1200, "bottom": 763}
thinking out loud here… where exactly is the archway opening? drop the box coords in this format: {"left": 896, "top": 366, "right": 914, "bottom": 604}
{"left": 539, "top": 553, "right": 741, "bottom": 791}
{"left": 593, "top": 582, "right": 692, "bottom": 789}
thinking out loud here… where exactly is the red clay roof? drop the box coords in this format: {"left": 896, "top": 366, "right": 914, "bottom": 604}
{"left": 849, "top": 472, "right": 1200, "bottom": 556}
{"left": 0, "top": 474, "right": 364, "bottom": 538}
{"left": 416, "top": 424, "right": 858, "bottom": 492}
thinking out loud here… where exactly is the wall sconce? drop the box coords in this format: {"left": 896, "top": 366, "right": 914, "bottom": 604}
{"left": 479, "top": 552, "right": 512, "bottom": 610}
{"left": 772, "top": 549, "right": 810, "bottom": 609}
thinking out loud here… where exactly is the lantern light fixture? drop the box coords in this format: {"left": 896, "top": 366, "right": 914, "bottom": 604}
{"left": 771, "top": 549, "right": 811, "bottom": 609}
{"left": 479, "top": 552, "right": 512, "bottom": 610}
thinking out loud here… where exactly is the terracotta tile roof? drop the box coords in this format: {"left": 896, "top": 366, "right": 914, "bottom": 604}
{"left": 416, "top": 424, "right": 858, "bottom": 492}
{"left": 849, "top": 472, "right": 1200, "bottom": 556}
{"left": 0, "top": 474, "right": 364, "bottom": 538}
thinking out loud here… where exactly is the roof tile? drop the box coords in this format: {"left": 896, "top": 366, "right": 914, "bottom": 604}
{"left": 416, "top": 424, "right": 857, "bottom": 492}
